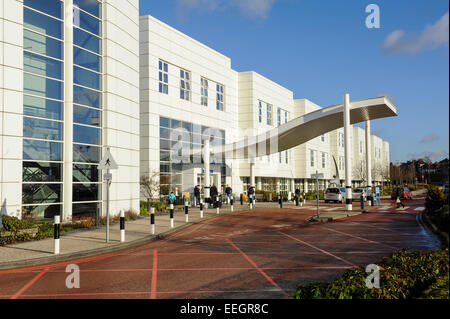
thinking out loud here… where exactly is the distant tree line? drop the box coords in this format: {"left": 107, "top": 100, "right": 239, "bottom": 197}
{"left": 390, "top": 157, "right": 449, "bottom": 185}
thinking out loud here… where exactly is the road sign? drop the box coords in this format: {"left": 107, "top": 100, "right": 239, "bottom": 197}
{"left": 98, "top": 149, "right": 118, "bottom": 170}
{"left": 103, "top": 173, "right": 112, "bottom": 181}
{"left": 311, "top": 173, "right": 324, "bottom": 179}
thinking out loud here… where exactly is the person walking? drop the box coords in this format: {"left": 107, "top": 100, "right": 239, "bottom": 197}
{"left": 395, "top": 187, "right": 405, "bottom": 208}
{"left": 210, "top": 184, "right": 218, "bottom": 208}
{"left": 194, "top": 185, "right": 201, "bottom": 206}
{"left": 225, "top": 184, "right": 232, "bottom": 203}
{"left": 168, "top": 191, "right": 176, "bottom": 205}
{"left": 248, "top": 186, "right": 255, "bottom": 206}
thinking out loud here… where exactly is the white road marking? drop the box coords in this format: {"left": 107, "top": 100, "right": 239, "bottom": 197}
{"left": 395, "top": 206, "right": 409, "bottom": 211}
{"left": 414, "top": 207, "right": 425, "bottom": 211}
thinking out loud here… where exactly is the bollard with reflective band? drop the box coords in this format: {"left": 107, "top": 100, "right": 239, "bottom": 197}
{"left": 170, "top": 203, "right": 174, "bottom": 228}
{"left": 303, "top": 193, "right": 306, "bottom": 204}
{"left": 300, "top": 196, "right": 303, "bottom": 207}
{"left": 249, "top": 196, "right": 253, "bottom": 210}
{"left": 240, "top": 194, "right": 243, "bottom": 205}
{"left": 230, "top": 198, "right": 234, "bottom": 212}
{"left": 54, "top": 215, "right": 60, "bottom": 255}
{"left": 185, "top": 202, "right": 189, "bottom": 222}
{"left": 120, "top": 210, "right": 125, "bottom": 242}
{"left": 200, "top": 202, "right": 204, "bottom": 219}
{"left": 150, "top": 207, "right": 155, "bottom": 235}
{"left": 216, "top": 197, "right": 220, "bottom": 214}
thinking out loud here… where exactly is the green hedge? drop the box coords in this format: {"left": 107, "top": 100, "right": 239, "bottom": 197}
{"left": 292, "top": 249, "right": 449, "bottom": 299}
{"left": 425, "top": 185, "right": 446, "bottom": 214}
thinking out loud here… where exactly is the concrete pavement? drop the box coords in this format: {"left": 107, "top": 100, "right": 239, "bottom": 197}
{"left": 0, "top": 199, "right": 390, "bottom": 270}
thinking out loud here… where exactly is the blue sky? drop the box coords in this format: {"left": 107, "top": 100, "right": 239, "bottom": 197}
{"left": 139, "top": 0, "right": 449, "bottom": 163}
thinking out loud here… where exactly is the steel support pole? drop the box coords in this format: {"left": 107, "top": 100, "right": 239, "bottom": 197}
{"left": 365, "top": 120, "right": 373, "bottom": 205}
{"left": 204, "top": 140, "right": 210, "bottom": 207}
{"left": 344, "top": 94, "right": 353, "bottom": 211}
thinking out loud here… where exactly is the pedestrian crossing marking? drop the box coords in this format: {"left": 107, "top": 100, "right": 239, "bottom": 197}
{"left": 324, "top": 207, "right": 341, "bottom": 212}
{"left": 395, "top": 206, "right": 409, "bottom": 211}
{"left": 414, "top": 207, "right": 425, "bottom": 211}
{"left": 377, "top": 207, "right": 390, "bottom": 211}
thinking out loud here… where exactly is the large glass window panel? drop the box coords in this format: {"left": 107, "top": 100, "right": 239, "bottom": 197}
{"left": 160, "top": 151, "right": 170, "bottom": 162}
{"left": 24, "top": 51, "right": 62, "bottom": 80}
{"left": 160, "top": 139, "right": 171, "bottom": 150}
{"left": 24, "top": 73, "right": 63, "bottom": 100}
{"left": 24, "top": 0, "right": 63, "bottom": 19}
{"left": 73, "top": 203, "right": 99, "bottom": 217}
{"left": 74, "top": 27, "right": 100, "bottom": 54}
{"left": 74, "top": 105, "right": 100, "bottom": 126}
{"left": 74, "top": 124, "right": 100, "bottom": 145}
{"left": 74, "top": 0, "right": 101, "bottom": 17}
{"left": 23, "top": 117, "right": 62, "bottom": 141}
{"left": 23, "top": 139, "right": 62, "bottom": 161}
{"left": 160, "top": 127, "right": 171, "bottom": 139}
{"left": 73, "top": 85, "right": 101, "bottom": 108}
{"left": 74, "top": 9, "right": 100, "bottom": 35}
{"left": 24, "top": 29, "right": 63, "bottom": 60}
{"left": 73, "top": 184, "right": 99, "bottom": 202}
{"left": 74, "top": 66, "right": 100, "bottom": 90}
{"left": 73, "top": 164, "right": 100, "bottom": 183}
{"left": 160, "top": 117, "right": 170, "bottom": 128}
{"left": 73, "top": 47, "right": 101, "bottom": 72}
{"left": 23, "top": 162, "right": 62, "bottom": 182}
{"left": 73, "top": 144, "right": 100, "bottom": 163}
{"left": 22, "top": 204, "right": 61, "bottom": 220}
{"left": 24, "top": 95, "right": 62, "bottom": 121}
{"left": 22, "top": 184, "right": 62, "bottom": 205}
{"left": 24, "top": 8, "right": 63, "bottom": 39}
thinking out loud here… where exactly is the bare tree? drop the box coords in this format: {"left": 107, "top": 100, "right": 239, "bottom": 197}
{"left": 140, "top": 171, "right": 160, "bottom": 201}
{"left": 353, "top": 161, "right": 366, "bottom": 186}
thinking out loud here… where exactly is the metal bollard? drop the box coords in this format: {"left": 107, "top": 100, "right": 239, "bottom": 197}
{"left": 303, "top": 193, "right": 306, "bottom": 204}
{"left": 54, "top": 214, "right": 60, "bottom": 255}
{"left": 200, "top": 202, "right": 204, "bottom": 219}
{"left": 360, "top": 195, "right": 365, "bottom": 211}
{"left": 278, "top": 195, "right": 283, "bottom": 208}
{"left": 170, "top": 203, "right": 174, "bottom": 228}
{"left": 300, "top": 196, "right": 303, "bottom": 207}
{"left": 249, "top": 196, "right": 253, "bottom": 210}
{"left": 230, "top": 198, "right": 234, "bottom": 212}
{"left": 120, "top": 210, "right": 125, "bottom": 242}
{"left": 216, "top": 197, "right": 220, "bottom": 214}
{"left": 240, "top": 194, "right": 243, "bottom": 205}
{"left": 370, "top": 196, "right": 374, "bottom": 207}
{"left": 185, "top": 201, "right": 189, "bottom": 223}
{"left": 150, "top": 207, "right": 155, "bottom": 235}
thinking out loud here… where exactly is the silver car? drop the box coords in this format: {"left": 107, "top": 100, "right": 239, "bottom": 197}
{"left": 324, "top": 187, "right": 344, "bottom": 203}
{"left": 352, "top": 188, "right": 367, "bottom": 201}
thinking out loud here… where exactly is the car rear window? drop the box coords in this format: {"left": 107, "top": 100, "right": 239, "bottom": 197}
{"left": 326, "top": 188, "right": 339, "bottom": 193}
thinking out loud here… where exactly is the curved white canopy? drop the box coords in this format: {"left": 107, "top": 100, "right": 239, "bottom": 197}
{"left": 210, "top": 96, "right": 397, "bottom": 159}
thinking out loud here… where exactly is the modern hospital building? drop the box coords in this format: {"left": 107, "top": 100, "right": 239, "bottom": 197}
{"left": 1, "top": 0, "right": 390, "bottom": 222}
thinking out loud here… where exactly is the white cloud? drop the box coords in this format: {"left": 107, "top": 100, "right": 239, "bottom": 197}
{"left": 176, "top": 0, "right": 276, "bottom": 18}
{"left": 383, "top": 12, "right": 449, "bottom": 54}
{"left": 408, "top": 150, "right": 449, "bottom": 162}
{"left": 420, "top": 134, "right": 439, "bottom": 143}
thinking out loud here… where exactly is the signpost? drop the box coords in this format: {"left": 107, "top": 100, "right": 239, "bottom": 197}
{"left": 311, "top": 171, "right": 324, "bottom": 218}
{"left": 98, "top": 148, "right": 118, "bottom": 243}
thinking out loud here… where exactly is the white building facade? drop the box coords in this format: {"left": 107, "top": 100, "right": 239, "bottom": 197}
{"left": 1, "top": 0, "right": 140, "bottom": 222}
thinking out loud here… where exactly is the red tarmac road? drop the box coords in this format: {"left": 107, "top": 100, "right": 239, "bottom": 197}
{"left": 0, "top": 197, "right": 441, "bottom": 299}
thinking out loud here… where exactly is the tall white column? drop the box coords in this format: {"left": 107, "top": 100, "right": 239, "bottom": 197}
{"left": 63, "top": 0, "right": 74, "bottom": 222}
{"left": 256, "top": 177, "right": 262, "bottom": 190}
{"left": 344, "top": 94, "right": 352, "bottom": 211}
{"left": 204, "top": 140, "right": 210, "bottom": 199}
{"left": 250, "top": 161, "right": 255, "bottom": 188}
{"left": 365, "top": 120, "right": 372, "bottom": 197}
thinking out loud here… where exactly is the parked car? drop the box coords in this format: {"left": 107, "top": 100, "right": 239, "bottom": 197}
{"left": 324, "top": 187, "right": 346, "bottom": 203}
{"left": 352, "top": 188, "right": 367, "bottom": 201}
{"left": 390, "top": 187, "right": 413, "bottom": 200}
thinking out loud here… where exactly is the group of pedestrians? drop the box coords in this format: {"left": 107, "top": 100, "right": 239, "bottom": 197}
{"left": 192, "top": 184, "right": 234, "bottom": 207}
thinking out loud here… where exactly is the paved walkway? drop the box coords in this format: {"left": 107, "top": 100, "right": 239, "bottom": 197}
{"left": 1, "top": 189, "right": 424, "bottom": 270}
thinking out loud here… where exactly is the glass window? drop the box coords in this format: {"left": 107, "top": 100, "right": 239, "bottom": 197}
{"left": 24, "top": 29, "right": 63, "bottom": 60}
{"left": 73, "top": 184, "right": 99, "bottom": 202}
{"left": 201, "top": 77, "right": 208, "bottom": 106}
{"left": 216, "top": 84, "right": 224, "bottom": 111}
{"left": 160, "top": 139, "right": 171, "bottom": 150}
{"left": 24, "top": 0, "right": 63, "bottom": 19}
{"left": 74, "top": 66, "right": 100, "bottom": 90}
{"left": 73, "top": 85, "right": 101, "bottom": 108}
{"left": 22, "top": 184, "right": 62, "bottom": 205}
{"left": 74, "top": 124, "right": 101, "bottom": 145}
{"left": 24, "top": 95, "right": 62, "bottom": 121}
{"left": 24, "top": 73, "right": 63, "bottom": 100}
{"left": 22, "top": 204, "right": 61, "bottom": 220}
{"left": 23, "top": 117, "right": 62, "bottom": 141}
{"left": 73, "top": 144, "right": 100, "bottom": 163}
{"left": 74, "top": 105, "right": 101, "bottom": 126}
{"left": 160, "top": 127, "right": 171, "bottom": 139}
{"left": 160, "top": 151, "right": 170, "bottom": 162}
{"left": 160, "top": 117, "right": 170, "bottom": 128}
{"left": 180, "top": 69, "right": 191, "bottom": 101}
{"left": 74, "top": 8, "right": 100, "bottom": 35}
{"left": 73, "top": 47, "right": 101, "bottom": 72}
{"left": 267, "top": 104, "right": 272, "bottom": 125}
{"left": 258, "top": 101, "right": 262, "bottom": 123}
{"left": 310, "top": 150, "right": 315, "bottom": 167}
{"left": 277, "top": 108, "right": 281, "bottom": 126}
{"left": 73, "top": 164, "right": 100, "bottom": 183}
{"left": 24, "top": 8, "right": 63, "bottom": 39}
{"left": 24, "top": 51, "right": 63, "bottom": 80}
{"left": 322, "top": 152, "right": 326, "bottom": 168}
{"left": 73, "top": 202, "right": 99, "bottom": 216}
{"left": 23, "top": 162, "right": 62, "bottom": 182}
{"left": 159, "top": 60, "right": 168, "bottom": 94}
{"left": 23, "top": 139, "right": 62, "bottom": 161}
{"left": 73, "top": 0, "right": 101, "bottom": 17}
{"left": 74, "top": 27, "right": 101, "bottom": 54}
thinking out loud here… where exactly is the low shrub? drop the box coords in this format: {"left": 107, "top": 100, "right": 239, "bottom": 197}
{"left": 292, "top": 249, "right": 449, "bottom": 299}
{"left": 408, "top": 184, "right": 417, "bottom": 191}
{"left": 1, "top": 215, "right": 34, "bottom": 232}
{"left": 425, "top": 185, "right": 446, "bottom": 214}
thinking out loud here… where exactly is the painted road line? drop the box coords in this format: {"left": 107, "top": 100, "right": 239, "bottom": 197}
{"left": 321, "top": 227, "right": 398, "bottom": 250}
{"left": 278, "top": 232, "right": 358, "bottom": 268}
{"left": 395, "top": 206, "right": 410, "bottom": 211}
{"left": 324, "top": 207, "right": 342, "bottom": 212}
{"left": 377, "top": 207, "right": 390, "bottom": 211}
{"left": 10, "top": 268, "right": 49, "bottom": 299}
{"left": 414, "top": 207, "right": 425, "bottom": 211}
{"left": 226, "top": 238, "right": 289, "bottom": 298}
{"left": 150, "top": 250, "right": 158, "bottom": 299}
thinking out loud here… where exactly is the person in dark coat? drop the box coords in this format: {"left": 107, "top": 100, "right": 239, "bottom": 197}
{"left": 194, "top": 185, "right": 201, "bottom": 206}
{"left": 210, "top": 184, "right": 218, "bottom": 207}
{"left": 225, "top": 184, "right": 232, "bottom": 202}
